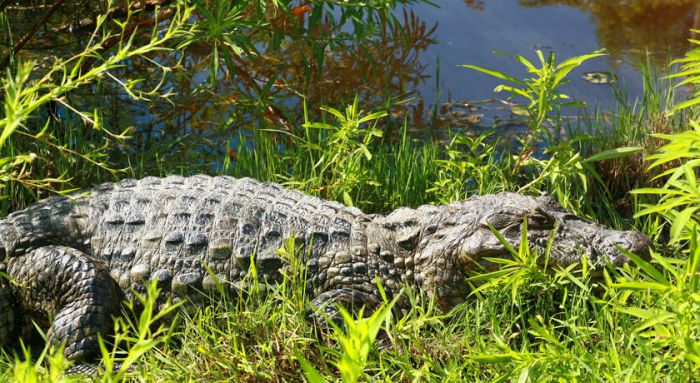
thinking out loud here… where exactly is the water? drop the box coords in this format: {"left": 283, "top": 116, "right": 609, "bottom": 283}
{"left": 407, "top": 0, "right": 699, "bottom": 128}
{"left": 4, "top": 1, "right": 699, "bottom": 136}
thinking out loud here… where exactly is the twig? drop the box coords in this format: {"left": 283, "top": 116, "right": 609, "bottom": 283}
{"left": 0, "top": 0, "right": 14, "bottom": 13}
{"left": 79, "top": 7, "right": 176, "bottom": 73}
{"left": 51, "top": 0, "right": 174, "bottom": 34}
{"left": 0, "top": 0, "right": 68, "bottom": 69}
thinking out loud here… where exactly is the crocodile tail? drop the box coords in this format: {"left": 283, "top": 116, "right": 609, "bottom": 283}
{"left": 0, "top": 215, "right": 18, "bottom": 260}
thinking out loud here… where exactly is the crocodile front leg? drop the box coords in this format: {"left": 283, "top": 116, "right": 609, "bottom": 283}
{"left": 7, "top": 246, "right": 121, "bottom": 361}
{"left": 309, "top": 287, "right": 382, "bottom": 328}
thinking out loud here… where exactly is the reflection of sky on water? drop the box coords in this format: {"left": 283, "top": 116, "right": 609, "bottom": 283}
{"left": 408, "top": 0, "right": 689, "bottom": 115}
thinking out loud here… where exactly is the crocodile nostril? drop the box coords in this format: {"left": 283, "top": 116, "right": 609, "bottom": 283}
{"left": 619, "top": 232, "right": 652, "bottom": 261}
{"left": 630, "top": 233, "right": 652, "bottom": 261}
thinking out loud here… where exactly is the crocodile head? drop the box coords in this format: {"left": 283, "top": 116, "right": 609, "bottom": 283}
{"left": 450, "top": 193, "right": 651, "bottom": 271}
{"left": 407, "top": 193, "right": 651, "bottom": 306}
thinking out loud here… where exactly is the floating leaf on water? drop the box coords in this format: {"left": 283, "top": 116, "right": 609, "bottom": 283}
{"left": 466, "top": 114, "right": 483, "bottom": 124}
{"left": 582, "top": 71, "right": 617, "bottom": 84}
{"left": 510, "top": 104, "right": 529, "bottom": 117}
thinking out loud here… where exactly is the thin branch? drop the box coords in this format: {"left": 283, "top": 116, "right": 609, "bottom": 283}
{"left": 51, "top": 0, "right": 174, "bottom": 34}
{"left": 79, "top": 7, "right": 176, "bottom": 73}
{"left": 0, "top": 0, "right": 69, "bottom": 69}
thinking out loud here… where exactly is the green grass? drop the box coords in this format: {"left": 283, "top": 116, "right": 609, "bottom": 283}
{"left": 5, "top": 238, "right": 697, "bottom": 382}
{"left": 2, "top": 73, "right": 698, "bottom": 381}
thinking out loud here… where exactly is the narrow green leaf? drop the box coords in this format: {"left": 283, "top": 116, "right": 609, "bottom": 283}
{"left": 470, "top": 354, "right": 516, "bottom": 363}
{"left": 359, "top": 144, "right": 372, "bottom": 160}
{"left": 672, "top": 96, "right": 700, "bottom": 112}
{"left": 321, "top": 106, "right": 346, "bottom": 121}
{"left": 555, "top": 50, "right": 606, "bottom": 70}
{"left": 670, "top": 207, "right": 698, "bottom": 243}
{"left": 295, "top": 351, "right": 329, "bottom": 383}
{"left": 514, "top": 54, "right": 536, "bottom": 71}
{"left": 582, "top": 147, "right": 643, "bottom": 163}
{"left": 460, "top": 64, "right": 526, "bottom": 85}
{"left": 631, "top": 188, "right": 686, "bottom": 196}
{"left": 610, "top": 281, "right": 670, "bottom": 292}
{"left": 487, "top": 224, "right": 519, "bottom": 257}
{"left": 466, "top": 269, "right": 514, "bottom": 283}
{"left": 632, "top": 313, "right": 674, "bottom": 333}
{"left": 358, "top": 111, "right": 388, "bottom": 123}
{"left": 617, "top": 246, "right": 669, "bottom": 285}
{"left": 613, "top": 306, "right": 665, "bottom": 319}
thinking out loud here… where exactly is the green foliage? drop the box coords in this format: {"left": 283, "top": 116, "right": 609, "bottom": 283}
{"left": 667, "top": 29, "right": 700, "bottom": 111}
{"left": 633, "top": 120, "right": 700, "bottom": 243}
{"left": 8, "top": 344, "right": 73, "bottom": 383}
{"left": 518, "top": 140, "right": 592, "bottom": 211}
{"left": 611, "top": 232, "right": 700, "bottom": 376}
{"left": 228, "top": 107, "right": 429, "bottom": 213}
{"left": 179, "top": 0, "right": 255, "bottom": 88}
{"left": 299, "top": 300, "right": 395, "bottom": 383}
{"left": 0, "top": 4, "right": 193, "bottom": 210}
{"left": 297, "top": 96, "right": 387, "bottom": 206}
{"left": 460, "top": 49, "right": 635, "bottom": 217}
{"left": 275, "top": 235, "right": 311, "bottom": 313}
{"left": 631, "top": 34, "right": 700, "bottom": 244}
{"left": 98, "top": 279, "right": 181, "bottom": 381}
{"left": 0, "top": 0, "right": 434, "bottom": 211}
{"left": 4, "top": 279, "right": 179, "bottom": 382}
{"left": 428, "top": 132, "right": 511, "bottom": 203}
{"left": 3, "top": 3, "right": 700, "bottom": 382}
{"left": 467, "top": 218, "right": 555, "bottom": 303}
{"left": 462, "top": 49, "right": 605, "bottom": 138}
{"left": 333, "top": 304, "right": 393, "bottom": 383}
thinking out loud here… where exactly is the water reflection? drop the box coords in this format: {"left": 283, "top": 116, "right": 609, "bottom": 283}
{"left": 3, "top": 2, "right": 437, "bottom": 164}
{"left": 460, "top": 0, "right": 699, "bottom": 64}
{"left": 256, "top": 9, "right": 436, "bottom": 121}
{"left": 519, "top": 0, "right": 700, "bottom": 64}
{"left": 3, "top": 0, "right": 698, "bottom": 150}
{"left": 400, "top": 0, "right": 700, "bottom": 134}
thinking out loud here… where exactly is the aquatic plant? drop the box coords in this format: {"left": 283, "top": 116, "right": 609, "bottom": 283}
{"left": 461, "top": 49, "right": 605, "bottom": 142}
{"left": 632, "top": 30, "right": 700, "bottom": 244}
{"left": 0, "top": 0, "right": 436, "bottom": 213}
{"left": 0, "top": 4, "right": 193, "bottom": 210}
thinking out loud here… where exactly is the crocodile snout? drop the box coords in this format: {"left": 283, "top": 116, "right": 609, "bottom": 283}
{"left": 623, "top": 231, "right": 652, "bottom": 261}
{"left": 605, "top": 230, "right": 652, "bottom": 266}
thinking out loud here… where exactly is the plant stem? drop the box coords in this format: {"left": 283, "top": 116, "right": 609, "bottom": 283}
{"left": 0, "top": 0, "right": 68, "bottom": 70}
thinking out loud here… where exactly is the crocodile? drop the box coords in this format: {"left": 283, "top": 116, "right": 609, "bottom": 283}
{"left": 0, "top": 175, "right": 651, "bottom": 363}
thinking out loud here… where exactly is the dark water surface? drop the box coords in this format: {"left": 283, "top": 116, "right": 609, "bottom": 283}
{"left": 5, "top": 1, "right": 699, "bottom": 136}
{"left": 407, "top": 0, "right": 699, "bottom": 127}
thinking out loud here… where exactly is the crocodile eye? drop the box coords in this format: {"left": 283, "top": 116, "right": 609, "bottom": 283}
{"left": 486, "top": 213, "right": 515, "bottom": 229}
{"left": 528, "top": 214, "right": 554, "bottom": 229}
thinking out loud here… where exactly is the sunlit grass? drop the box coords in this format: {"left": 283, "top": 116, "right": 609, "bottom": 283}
{"left": 4, "top": 237, "right": 696, "bottom": 382}
{"left": 2, "top": 80, "right": 697, "bottom": 382}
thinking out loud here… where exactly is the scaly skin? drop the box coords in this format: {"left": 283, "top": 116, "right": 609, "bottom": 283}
{"left": 0, "top": 175, "right": 651, "bottom": 362}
